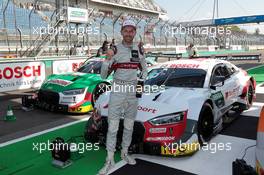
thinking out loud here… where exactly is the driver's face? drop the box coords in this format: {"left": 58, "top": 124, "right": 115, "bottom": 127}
{"left": 121, "top": 26, "right": 136, "bottom": 43}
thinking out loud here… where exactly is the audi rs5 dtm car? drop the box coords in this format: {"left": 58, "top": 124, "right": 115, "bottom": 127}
{"left": 85, "top": 58, "right": 256, "bottom": 156}
{"left": 25, "top": 56, "right": 112, "bottom": 113}
{"left": 23, "top": 56, "right": 156, "bottom": 114}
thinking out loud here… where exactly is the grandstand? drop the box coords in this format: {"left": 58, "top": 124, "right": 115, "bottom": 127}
{"left": 0, "top": 0, "right": 264, "bottom": 57}
{"left": 0, "top": 0, "right": 169, "bottom": 57}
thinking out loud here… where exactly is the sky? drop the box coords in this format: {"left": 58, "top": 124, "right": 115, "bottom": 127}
{"left": 154, "top": 0, "right": 264, "bottom": 34}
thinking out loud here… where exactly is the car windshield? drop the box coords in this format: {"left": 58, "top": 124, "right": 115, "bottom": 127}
{"left": 145, "top": 57, "right": 157, "bottom": 67}
{"left": 145, "top": 68, "right": 206, "bottom": 88}
{"left": 77, "top": 61, "right": 102, "bottom": 74}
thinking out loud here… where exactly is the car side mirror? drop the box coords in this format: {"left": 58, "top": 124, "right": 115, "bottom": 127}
{"left": 210, "top": 76, "right": 225, "bottom": 90}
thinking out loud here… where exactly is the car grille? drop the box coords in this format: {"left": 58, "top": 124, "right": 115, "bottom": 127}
{"left": 38, "top": 90, "right": 59, "bottom": 105}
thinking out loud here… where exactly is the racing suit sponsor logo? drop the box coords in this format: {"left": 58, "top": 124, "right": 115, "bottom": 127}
{"left": 47, "top": 79, "right": 73, "bottom": 86}
{"left": 111, "top": 62, "right": 141, "bottom": 70}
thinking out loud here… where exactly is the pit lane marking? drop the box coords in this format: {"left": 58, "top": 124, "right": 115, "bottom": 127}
{"left": 0, "top": 116, "right": 90, "bottom": 147}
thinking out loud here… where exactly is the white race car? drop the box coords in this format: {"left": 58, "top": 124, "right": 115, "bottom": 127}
{"left": 85, "top": 58, "right": 256, "bottom": 156}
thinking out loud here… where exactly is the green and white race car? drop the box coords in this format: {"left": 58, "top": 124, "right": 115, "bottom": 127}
{"left": 34, "top": 56, "right": 112, "bottom": 113}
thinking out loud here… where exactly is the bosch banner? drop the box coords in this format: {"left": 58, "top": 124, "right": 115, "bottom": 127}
{"left": 0, "top": 62, "right": 46, "bottom": 92}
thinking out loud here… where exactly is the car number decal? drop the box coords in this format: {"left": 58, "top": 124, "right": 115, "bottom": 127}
{"left": 211, "top": 91, "right": 225, "bottom": 108}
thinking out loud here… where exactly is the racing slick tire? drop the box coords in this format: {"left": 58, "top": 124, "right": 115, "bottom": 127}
{"left": 91, "top": 82, "right": 109, "bottom": 107}
{"left": 84, "top": 110, "right": 103, "bottom": 143}
{"left": 197, "top": 102, "right": 214, "bottom": 146}
{"left": 234, "top": 81, "right": 254, "bottom": 113}
{"left": 245, "top": 81, "right": 254, "bottom": 109}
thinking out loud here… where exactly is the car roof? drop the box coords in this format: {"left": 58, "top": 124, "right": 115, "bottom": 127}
{"left": 156, "top": 58, "right": 226, "bottom": 70}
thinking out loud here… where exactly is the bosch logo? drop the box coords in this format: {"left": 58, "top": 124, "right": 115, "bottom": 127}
{"left": 0, "top": 66, "right": 41, "bottom": 80}
{"left": 169, "top": 64, "right": 200, "bottom": 69}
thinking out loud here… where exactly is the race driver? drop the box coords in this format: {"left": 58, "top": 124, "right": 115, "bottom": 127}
{"left": 98, "top": 19, "right": 148, "bottom": 175}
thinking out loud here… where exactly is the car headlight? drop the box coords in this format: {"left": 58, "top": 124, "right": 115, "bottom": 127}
{"left": 63, "top": 88, "right": 85, "bottom": 95}
{"left": 149, "top": 111, "right": 186, "bottom": 126}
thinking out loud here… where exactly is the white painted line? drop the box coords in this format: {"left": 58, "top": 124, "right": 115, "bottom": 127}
{"left": 242, "top": 102, "right": 264, "bottom": 117}
{"left": 247, "top": 64, "right": 264, "bottom": 71}
{"left": 107, "top": 161, "right": 127, "bottom": 175}
{"left": 0, "top": 117, "right": 90, "bottom": 148}
{"left": 256, "top": 84, "right": 264, "bottom": 94}
{"left": 257, "top": 83, "right": 264, "bottom": 88}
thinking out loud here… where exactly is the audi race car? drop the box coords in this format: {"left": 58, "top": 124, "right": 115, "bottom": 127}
{"left": 23, "top": 56, "right": 157, "bottom": 114}
{"left": 85, "top": 58, "right": 256, "bottom": 156}
{"left": 22, "top": 56, "right": 112, "bottom": 113}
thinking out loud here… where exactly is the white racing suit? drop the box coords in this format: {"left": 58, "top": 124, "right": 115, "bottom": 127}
{"left": 100, "top": 42, "right": 148, "bottom": 154}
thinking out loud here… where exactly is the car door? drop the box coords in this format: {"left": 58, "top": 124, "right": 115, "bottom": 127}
{"left": 210, "top": 64, "right": 235, "bottom": 113}
{"left": 223, "top": 63, "right": 241, "bottom": 104}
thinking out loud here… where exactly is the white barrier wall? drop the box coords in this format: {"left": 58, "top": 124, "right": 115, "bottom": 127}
{"left": 230, "top": 45, "right": 242, "bottom": 51}
{"left": 52, "top": 59, "right": 86, "bottom": 74}
{"left": 175, "top": 46, "right": 187, "bottom": 54}
{"left": 248, "top": 45, "right": 264, "bottom": 50}
{"left": 0, "top": 62, "right": 46, "bottom": 92}
{"left": 208, "top": 45, "right": 217, "bottom": 52}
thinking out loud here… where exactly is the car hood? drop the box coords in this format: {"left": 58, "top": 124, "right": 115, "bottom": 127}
{"left": 41, "top": 72, "right": 102, "bottom": 92}
{"left": 96, "top": 87, "right": 209, "bottom": 122}
{"left": 153, "top": 87, "right": 208, "bottom": 104}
